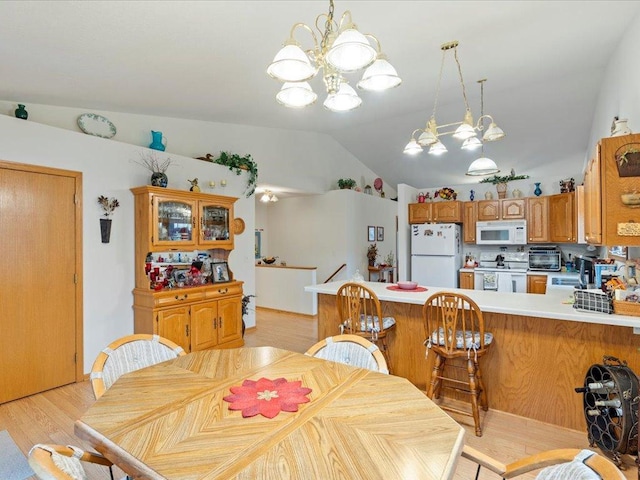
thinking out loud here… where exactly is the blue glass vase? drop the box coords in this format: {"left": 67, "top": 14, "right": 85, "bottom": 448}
{"left": 149, "top": 130, "right": 167, "bottom": 151}
{"left": 534, "top": 182, "right": 542, "bottom": 196}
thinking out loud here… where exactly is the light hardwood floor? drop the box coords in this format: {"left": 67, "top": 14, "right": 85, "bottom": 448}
{"left": 2, "top": 308, "right": 636, "bottom": 479}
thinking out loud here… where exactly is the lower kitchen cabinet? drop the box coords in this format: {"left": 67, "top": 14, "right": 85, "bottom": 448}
{"left": 527, "top": 274, "right": 547, "bottom": 294}
{"left": 459, "top": 271, "right": 475, "bottom": 289}
{"left": 134, "top": 282, "right": 244, "bottom": 353}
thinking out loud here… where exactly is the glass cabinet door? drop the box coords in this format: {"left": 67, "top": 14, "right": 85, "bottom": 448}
{"left": 153, "top": 196, "right": 197, "bottom": 246}
{"left": 200, "top": 203, "right": 232, "bottom": 246}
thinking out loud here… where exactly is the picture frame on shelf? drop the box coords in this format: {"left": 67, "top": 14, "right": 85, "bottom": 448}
{"left": 377, "top": 226, "right": 384, "bottom": 242}
{"left": 212, "top": 262, "right": 231, "bottom": 283}
{"left": 368, "top": 226, "right": 375, "bottom": 242}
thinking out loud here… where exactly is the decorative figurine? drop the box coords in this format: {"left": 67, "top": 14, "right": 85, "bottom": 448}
{"left": 188, "top": 178, "right": 201, "bottom": 192}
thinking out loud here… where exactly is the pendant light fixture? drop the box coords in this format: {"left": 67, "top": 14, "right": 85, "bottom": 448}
{"left": 267, "top": 0, "right": 401, "bottom": 112}
{"left": 260, "top": 190, "right": 279, "bottom": 203}
{"left": 403, "top": 41, "right": 505, "bottom": 155}
{"left": 466, "top": 79, "right": 500, "bottom": 176}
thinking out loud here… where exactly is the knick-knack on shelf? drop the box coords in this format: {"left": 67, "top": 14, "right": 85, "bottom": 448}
{"left": 469, "top": 189, "right": 475, "bottom": 201}
{"left": 534, "top": 182, "right": 542, "bottom": 196}
{"left": 14, "top": 104, "right": 28, "bottom": 120}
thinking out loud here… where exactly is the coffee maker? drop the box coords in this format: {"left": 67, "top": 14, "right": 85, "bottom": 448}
{"left": 575, "top": 255, "right": 596, "bottom": 289}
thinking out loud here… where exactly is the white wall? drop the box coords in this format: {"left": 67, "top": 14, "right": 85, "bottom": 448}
{"left": 0, "top": 102, "right": 386, "bottom": 372}
{"left": 264, "top": 189, "right": 398, "bottom": 284}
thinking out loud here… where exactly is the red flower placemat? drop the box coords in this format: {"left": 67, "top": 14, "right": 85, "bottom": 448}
{"left": 223, "top": 377, "right": 312, "bottom": 418}
{"left": 386, "top": 285, "right": 428, "bottom": 292}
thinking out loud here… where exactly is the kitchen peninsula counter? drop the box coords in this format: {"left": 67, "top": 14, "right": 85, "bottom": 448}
{"left": 305, "top": 281, "right": 640, "bottom": 430}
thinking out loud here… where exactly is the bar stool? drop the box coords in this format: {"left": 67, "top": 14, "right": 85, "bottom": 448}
{"left": 336, "top": 282, "right": 396, "bottom": 373}
{"left": 422, "top": 291, "right": 493, "bottom": 436}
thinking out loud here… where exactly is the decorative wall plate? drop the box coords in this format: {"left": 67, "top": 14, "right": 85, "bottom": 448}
{"left": 77, "top": 113, "right": 117, "bottom": 139}
{"left": 233, "top": 217, "right": 246, "bottom": 235}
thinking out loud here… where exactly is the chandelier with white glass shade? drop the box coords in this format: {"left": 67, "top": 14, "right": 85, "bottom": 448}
{"left": 403, "top": 41, "right": 505, "bottom": 165}
{"left": 260, "top": 190, "right": 279, "bottom": 203}
{"left": 267, "top": 0, "right": 401, "bottom": 112}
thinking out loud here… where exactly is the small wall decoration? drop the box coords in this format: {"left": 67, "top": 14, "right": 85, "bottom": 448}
{"left": 255, "top": 231, "right": 261, "bottom": 259}
{"left": 377, "top": 226, "right": 384, "bottom": 242}
{"left": 368, "top": 226, "right": 375, "bottom": 242}
{"left": 97, "top": 195, "right": 119, "bottom": 243}
{"left": 212, "top": 262, "right": 231, "bottom": 283}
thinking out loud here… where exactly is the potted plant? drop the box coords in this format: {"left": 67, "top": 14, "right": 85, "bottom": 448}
{"left": 198, "top": 151, "right": 258, "bottom": 197}
{"left": 97, "top": 195, "right": 119, "bottom": 243}
{"left": 479, "top": 172, "right": 529, "bottom": 199}
{"left": 367, "top": 243, "right": 378, "bottom": 266}
{"left": 338, "top": 178, "right": 356, "bottom": 190}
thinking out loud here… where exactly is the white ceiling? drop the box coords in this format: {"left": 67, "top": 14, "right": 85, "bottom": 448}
{"left": 1, "top": 1, "right": 638, "bottom": 193}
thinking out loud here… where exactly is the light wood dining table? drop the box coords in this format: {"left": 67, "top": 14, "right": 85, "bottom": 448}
{"left": 75, "top": 346, "right": 464, "bottom": 479}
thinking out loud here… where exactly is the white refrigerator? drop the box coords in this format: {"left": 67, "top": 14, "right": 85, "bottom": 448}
{"left": 410, "top": 223, "right": 462, "bottom": 288}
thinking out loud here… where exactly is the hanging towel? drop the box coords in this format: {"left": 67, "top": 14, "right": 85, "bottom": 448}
{"left": 497, "top": 272, "right": 513, "bottom": 292}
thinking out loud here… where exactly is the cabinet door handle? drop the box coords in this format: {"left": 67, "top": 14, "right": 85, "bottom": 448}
{"left": 218, "top": 288, "right": 228, "bottom": 294}
{"left": 174, "top": 294, "right": 188, "bottom": 301}
{"left": 185, "top": 324, "right": 190, "bottom": 337}
{"left": 219, "top": 317, "right": 222, "bottom": 329}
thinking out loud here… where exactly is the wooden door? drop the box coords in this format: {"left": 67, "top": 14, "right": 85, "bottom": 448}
{"left": 157, "top": 306, "right": 191, "bottom": 353}
{"left": 191, "top": 301, "right": 218, "bottom": 351}
{"left": 527, "top": 275, "right": 548, "bottom": 294}
{"left": 217, "top": 296, "right": 242, "bottom": 346}
{"left": 526, "top": 197, "right": 549, "bottom": 243}
{"left": 408, "top": 203, "right": 431, "bottom": 224}
{"left": 549, "top": 193, "right": 576, "bottom": 243}
{"left": 501, "top": 199, "right": 526, "bottom": 219}
{"left": 0, "top": 162, "right": 82, "bottom": 403}
{"left": 477, "top": 200, "right": 500, "bottom": 220}
{"left": 463, "top": 202, "right": 477, "bottom": 243}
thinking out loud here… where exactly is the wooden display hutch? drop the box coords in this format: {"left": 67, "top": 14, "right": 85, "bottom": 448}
{"left": 131, "top": 186, "right": 244, "bottom": 353}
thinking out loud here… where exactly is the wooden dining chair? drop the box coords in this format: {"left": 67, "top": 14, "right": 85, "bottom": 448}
{"left": 90, "top": 333, "right": 185, "bottom": 399}
{"left": 305, "top": 334, "right": 389, "bottom": 374}
{"left": 461, "top": 445, "right": 625, "bottom": 479}
{"left": 423, "top": 292, "right": 493, "bottom": 436}
{"left": 336, "top": 282, "right": 396, "bottom": 373}
{"left": 28, "top": 444, "right": 115, "bottom": 480}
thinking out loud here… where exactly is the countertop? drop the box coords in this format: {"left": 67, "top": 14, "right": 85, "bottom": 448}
{"left": 459, "top": 268, "right": 580, "bottom": 277}
{"left": 256, "top": 264, "right": 316, "bottom": 270}
{"left": 305, "top": 281, "right": 640, "bottom": 330}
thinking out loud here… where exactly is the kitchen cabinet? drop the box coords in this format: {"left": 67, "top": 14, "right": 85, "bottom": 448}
{"left": 584, "top": 133, "right": 640, "bottom": 246}
{"left": 526, "top": 196, "right": 549, "bottom": 243}
{"left": 131, "top": 185, "right": 244, "bottom": 351}
{"left": 463, "top": 202, "right": 477, "bottom": 243}
{"left": 549, "top": 192, "right": 576, "bottom": 243}
{"left": 477, "top": 199, "right": 526, "bottom": 221}
{"left": 459, "top": 271, "right": 474, "bottom": 289}
{"left": 527, "top": 274, "right": 547, "bottom": 295}
{"left": 408, "top": 201, "right": 462, "bottom": 224}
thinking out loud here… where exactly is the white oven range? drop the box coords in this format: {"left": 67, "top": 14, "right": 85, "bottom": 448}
{"left": 473, "top": 251, "right": 528, "bottom": 293}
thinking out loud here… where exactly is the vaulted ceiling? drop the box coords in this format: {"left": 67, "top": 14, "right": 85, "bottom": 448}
{"left": 1, "top": 1, "right": 638, "bottom": 192}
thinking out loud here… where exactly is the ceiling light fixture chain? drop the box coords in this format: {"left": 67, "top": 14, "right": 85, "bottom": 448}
{"left": 267, "top": 0, "right": 401, "bottom": 112}
{"left": 403, "top": 40, "right": 505, "bottom": 165}
{"left": 466, "top": 78, "right": 501, "bottom": 176}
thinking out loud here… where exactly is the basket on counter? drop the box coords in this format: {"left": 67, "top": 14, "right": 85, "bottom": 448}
{"left": 613, "top": 299, "right": 640, "bottom": 316}
{"left": 573, "top": 290, "right": 613, "bottom": 314}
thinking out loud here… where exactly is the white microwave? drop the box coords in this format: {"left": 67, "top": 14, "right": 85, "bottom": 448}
{"left": 476, "top": 220, "right": 527, "bottom": 245}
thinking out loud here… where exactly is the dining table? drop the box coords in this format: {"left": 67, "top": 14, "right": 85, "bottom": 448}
{"left": 75, "top": 346, "right": 465, "bottom": 479}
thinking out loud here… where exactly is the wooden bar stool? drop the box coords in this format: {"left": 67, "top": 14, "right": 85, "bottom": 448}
{"left": 422, "top": 292, "right": 493, "bottom": 436}
{"left": 336, "top": 282, "right": 396, "bottom": 373}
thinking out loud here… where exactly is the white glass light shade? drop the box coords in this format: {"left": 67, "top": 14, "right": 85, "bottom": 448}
{"left": 428, "top": 140, "right": 448, "bottom": 155}
{"left": 323, "top": 83, "right": 362, "bottom": 112}
{"left": 453, "top": 123, "right": 476, "bottom": 140}
{"left": 461, "top": 136, "right": 482, "bottom": 150}
{"left": 260, "top": 193, "right": 271, "bottom": 203}
{"left": 267, "top": 44, "right": 316, "bottom": 82}
{"left": 356, "top": 58, "right": 402, "bottom": 91}
{"left": 326, "top": 29, "right": 376, "bottom": 72}
{"left": 276, "top": 82, "right": 317, "bottom": 108}
{"left": 466, "top": 157, "right": 500, "bottom": 176}
{"left": 483, "top": 122, "right": 505, "bottom": 142}
{"left": 403, "top": 139, "right": 423, "bottom": 155}
{"left": 270, "top": 194, "right": 279, "bottom": 202}
{"left": 417, "top": 129, "right": 438, "bottom": 146}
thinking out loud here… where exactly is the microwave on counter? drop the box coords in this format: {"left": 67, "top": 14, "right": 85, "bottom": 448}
{"left": 476, "top": 220, "right": 527, "bottom": 245}
{"left": 528, "top": 247, "right": 561, "bottom": 271}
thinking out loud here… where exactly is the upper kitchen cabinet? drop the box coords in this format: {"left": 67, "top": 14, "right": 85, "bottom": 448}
{"left": 526, "top": 196, "right": 549, "bottom": 243}
{"left": 132, "top": 186, "right": 237, "bottom": 252}
{"left": 584, "top": 133, "right": 640, "bottom": 246}
{"left": 477, "top": 199, "right": 526, "bottom": 221}
{"left": 549, "top": 192, "right": 577, "bottom": 243}
{"left": 408, "top": 201, "right": 462, "bottom": 224}
{"left": 463, "top": 201, "right": 477, "bottom": 243}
